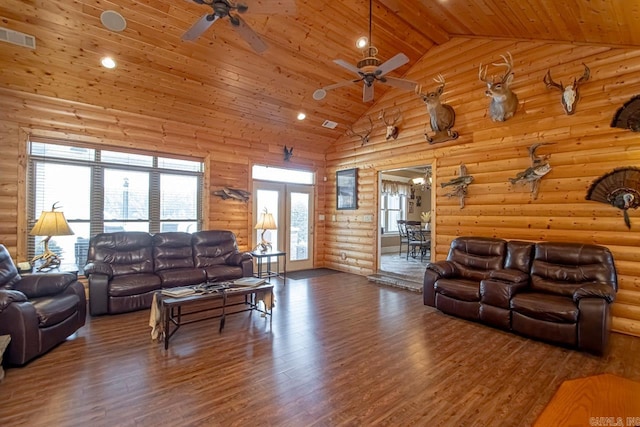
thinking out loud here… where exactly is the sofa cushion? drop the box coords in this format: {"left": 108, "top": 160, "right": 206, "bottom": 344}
{"left": 435, "top": 278, "right": 480, "bottom": 302}
{"left": 511, "top": 292, "right": 578, "bottom": 323}
{"left": 109, "top": 273, "right": 161, "bottom": 297}
{"left": 448, "top": 237, "right": 506, "bottom": 281}
{"left": 203, "top": 265, "right": 244, "bottom": 282}
{"left": 88, "top": 232, "right": 155, "bottom": 276}
{"left": 193, "top": 230, "right": 240, "bottom": 267}
{"left": 31, "top": 294, "right": 81, "bottom": 327}
{"left": 153, "top": 232, "right": 195, "bottom": 272}
{"left": 157, "top": 268, "right": 206, "bottom": 288}
{"left": 530, "top": 242, "right": 618, "bottom": 295}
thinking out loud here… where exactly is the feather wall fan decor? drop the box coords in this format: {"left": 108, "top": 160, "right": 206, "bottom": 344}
{"left": 611, "top": 95, "right": 640, "bottom": 132}
{"left": 586, "top": 167, "right": 640, "bottom": 229}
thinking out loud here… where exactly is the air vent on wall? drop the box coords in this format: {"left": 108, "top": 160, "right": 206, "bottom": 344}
{"left": 0, "top": 27, "right": 36, "bottom": 49}
{"left": 322, "top": 120, "right": 338, "bottom": 129}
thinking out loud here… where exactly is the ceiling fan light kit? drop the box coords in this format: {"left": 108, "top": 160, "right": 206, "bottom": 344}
{"left": 313, "top": 0, "right": 416, "bottom": 103}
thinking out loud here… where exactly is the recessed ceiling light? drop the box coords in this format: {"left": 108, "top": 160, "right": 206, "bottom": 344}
{"left": 297, "top": 112, "right": 306, "bottom": 120}
{"left": 100, "top": 10, "right": 127, "bottom": 32}
{"left": 101, "top": 57, "right": 116, "bottom": 69}
{"left": 356, "top": 36, "right": 368, "bottom": 49}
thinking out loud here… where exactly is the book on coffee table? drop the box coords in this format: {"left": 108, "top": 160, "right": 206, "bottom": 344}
{"left": 230, "top": 277, "right": 266, "bottom": 287}
{"left": 161, "top": 287, "right": 196, "bottom": 297}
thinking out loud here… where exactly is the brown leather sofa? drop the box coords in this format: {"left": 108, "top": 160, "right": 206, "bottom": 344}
{"left": 423, "top": 236, "right": 617, "bottom": 354}
{"left": 84, "top": 230, "right": 254, "bottom": 315}
{"left": 0, "top": 244, "right": 86, "bottom": 365}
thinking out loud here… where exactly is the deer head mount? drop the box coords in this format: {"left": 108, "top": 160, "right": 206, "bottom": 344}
{"left": 417, "top": 74, "right": 459, "bottom": 144}
{"left": 346, "top": 115, "right": 374, "bottom": 146}
{"left": 543, "top": 63, "right": 590, "bottom": 115}
{"left": 379, "top": 108, "right": 401, "bottom": 140}
{"left": 479, "top": 52, "right": 519, "bottom": 122}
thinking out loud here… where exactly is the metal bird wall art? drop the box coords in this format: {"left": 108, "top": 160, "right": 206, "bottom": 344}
{"left": 509, "top": 143, "right": 554, "bottom": 200}
{"left": 586, "top": 167, "right": 640, "bottom": 229}
{"left": 441, "top": 164, "right": 474, "bottom": 209}
{"left": 284, "top": 145, "right": 293, "bottom": 161}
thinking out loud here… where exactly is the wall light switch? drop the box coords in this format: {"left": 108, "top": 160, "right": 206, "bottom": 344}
{"left": 318, "top": 214, "right": 325, "bottom": 221}
{"left": 364, "top": 215, "right": 373, "bottom": 222}
{"left": 332, "top": 215, "right": 336, "bottom": 222}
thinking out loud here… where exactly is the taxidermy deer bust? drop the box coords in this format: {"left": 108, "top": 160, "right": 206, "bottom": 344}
{"left": 417, "top": 74, "right": 458, "bottom": 144}
{"left": 379, "top": 108, "right": 401, "bottom": 140}
{"left": 479, "top": 52, "right": 519, "bottom": 122}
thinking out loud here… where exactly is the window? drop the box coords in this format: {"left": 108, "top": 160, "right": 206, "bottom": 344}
{"left": 27, "top": 140, "right": 204, "bottom": 273}
{"left": 380, "top": 193, "right": 406, "bottom": 234}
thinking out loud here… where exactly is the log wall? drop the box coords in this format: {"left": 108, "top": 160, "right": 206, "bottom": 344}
{"left": 0, "top": 88, "right": 327, "bottom": 263}
{"left": 324, "top": 38, "right": 640, "bottom": 337}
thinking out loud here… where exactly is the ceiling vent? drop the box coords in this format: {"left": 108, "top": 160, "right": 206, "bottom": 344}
{"left": 0, "top": 27, "right": 36, "bottom": 49}
{"left": 100, "top": 10, "right": 127, "bottom": 32}
{"left": 322, "top": 120, "right": 338, "bottom": 129}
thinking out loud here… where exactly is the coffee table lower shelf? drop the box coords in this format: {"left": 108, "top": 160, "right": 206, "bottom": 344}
{"left": 159, "top": 283, "right": 273, "bottom": 350}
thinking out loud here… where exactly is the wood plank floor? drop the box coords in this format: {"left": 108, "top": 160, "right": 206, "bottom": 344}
{"left": 1, "top": 272, "right": 639, "bottom": 426}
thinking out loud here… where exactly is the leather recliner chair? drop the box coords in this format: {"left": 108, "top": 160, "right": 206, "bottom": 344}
{"left": 0, "top": 244, "right": 86, "bottom": 365}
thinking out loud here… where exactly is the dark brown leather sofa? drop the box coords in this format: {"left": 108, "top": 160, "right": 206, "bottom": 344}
{"left": 84, "top": 230, "right": 253, "bottom": 315}
{"left": 0, "top": 244, "right": 86, "bottom": 365}
{"left": 423, "top": 236, "right": 617, "bottom": 354}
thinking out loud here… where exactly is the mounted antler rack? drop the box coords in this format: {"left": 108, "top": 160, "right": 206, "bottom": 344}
{"left": 346, "top": 116, "right": 374, "bottom": 146}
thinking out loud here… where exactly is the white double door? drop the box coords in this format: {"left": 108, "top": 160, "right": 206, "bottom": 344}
{"left": 253, "top": 182, "right": 314, "bottom": 271}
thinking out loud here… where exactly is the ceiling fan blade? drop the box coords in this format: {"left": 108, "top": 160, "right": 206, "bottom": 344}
{"left": 232, "top": 15, "right": 268, "bottom": 53}
{"left": 333, "top": 59, "right": 362, "bottom": 76}
{"left": 363, "top": 83, "right": 374, "bottom": 103}
{"left": 182, "top": 14, "right": 219, "bottom": 41}
{"left": 243, "top": 0, "right": 297, "bottom": 15}
{"left": 324, "top": 80, "right": 358, "bottom": 91}
{"left": 376, "top": 52, "right": 409, "bottom": 76}
{"left": 383, "top": 76, "right": 418, "bottom": 91}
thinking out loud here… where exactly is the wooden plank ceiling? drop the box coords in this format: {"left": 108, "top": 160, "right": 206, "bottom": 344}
{"left": 1, "top": 0, "right": 639, "bottom": 153}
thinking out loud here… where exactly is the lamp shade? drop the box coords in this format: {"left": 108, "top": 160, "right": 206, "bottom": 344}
{"left": 254, "top": 212, "right": 277, "bottom": 230}
{"left": 29, "top": 211, "right": 74, "bottom": 236}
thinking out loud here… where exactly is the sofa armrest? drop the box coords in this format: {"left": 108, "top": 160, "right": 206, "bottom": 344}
{"left": 227, "top": 252, "right": 253, "bottom": 266}
{"left": 0, "top": 289, "right": 28, "bottom": 312}
{"left": 88, "top": 273, "right": 110, "bottom": 316}
{"left": 14, "top": 273, "right": 77, "bottom": 298}
{"left": 489, "top": 268, "right": 529, "bottom": 284}
{"left": 426, "top": 261, "right": 457, "bottom": 277}
{"left": 84, "top": 261, "right": 113, "bottom": 278}
{"left": 573, "top": 283, "right": 616, "bottom": 303}
{"left": 423, "top": 261, "right": 457, "bottom": 307}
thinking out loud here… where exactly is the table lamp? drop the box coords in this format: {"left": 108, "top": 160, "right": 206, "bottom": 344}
{"left": 254, "top": 208, "right": 277, "bottom": 252}
{"left": 29, "top": 202, "right": 74, "bottom": 271}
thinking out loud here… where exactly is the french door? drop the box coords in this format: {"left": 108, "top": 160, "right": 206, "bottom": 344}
{"left": 253, "top": 182, "right": 314, "bottom": 271}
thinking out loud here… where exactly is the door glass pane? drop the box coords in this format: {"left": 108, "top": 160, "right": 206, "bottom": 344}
{"left": 256, "top": 189, "right": 279, "bottom": 251}
{"left": 290, "top": 192, "right": 309, "bottom": 261}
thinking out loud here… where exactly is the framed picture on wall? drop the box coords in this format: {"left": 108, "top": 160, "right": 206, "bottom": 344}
{"left": 336, "top": 168, "right": 358, "bottom": 210}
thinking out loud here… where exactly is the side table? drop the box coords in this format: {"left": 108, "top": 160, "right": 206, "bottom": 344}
{"left": 251, "top": 250, "right": 286, "bottom": 283}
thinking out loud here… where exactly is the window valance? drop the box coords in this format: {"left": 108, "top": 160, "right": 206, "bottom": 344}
{"left": 381, "top": 180, "right": 410, "bottom": 196}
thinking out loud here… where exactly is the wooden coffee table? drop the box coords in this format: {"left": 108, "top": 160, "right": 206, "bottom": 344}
{"left": 534, "top": 374, "right": 640, "bottom": 426}
{"left": 158, "top": 282, "right": 274, "bottom": 349}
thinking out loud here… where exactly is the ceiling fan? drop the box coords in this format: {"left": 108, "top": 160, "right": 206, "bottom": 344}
{"left": 313, "top": 0, "right": 417, "bottom": 103}
{"left": 182, "top": 0, "right": 289, "bottom": 53}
